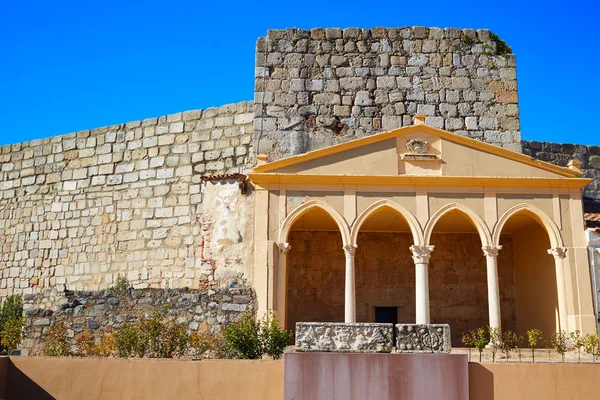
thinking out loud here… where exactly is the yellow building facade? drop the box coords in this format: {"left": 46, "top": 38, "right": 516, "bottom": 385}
{"left": 249, "top": 116, "right": 595, "bottom": 344}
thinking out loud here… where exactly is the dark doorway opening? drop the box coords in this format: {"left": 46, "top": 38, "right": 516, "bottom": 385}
{"left": 375, "top": 306, "right": 398, "bottom": 325}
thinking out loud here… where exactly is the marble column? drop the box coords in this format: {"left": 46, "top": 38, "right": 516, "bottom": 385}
{"left": 548, "top": 247, "right": 569, "bottom": 332}
{"left": 343, "top": 244, "right": 358, "bottom": 323}
{"left": 482, "top": 245, "right": 503, "bottom": 331}
{"left": 410, "top": 245, "right": 435, "bottom": 324}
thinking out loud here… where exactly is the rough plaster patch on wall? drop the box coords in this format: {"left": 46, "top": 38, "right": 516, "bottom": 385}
{"left": 0, "top": 101, "right": 255, "bottom": 297}
{"left": 199, "top": 180, "right": 254, "bottom": 285}
{"left": 254, "top": 27, "right": 522, "bottom": 161}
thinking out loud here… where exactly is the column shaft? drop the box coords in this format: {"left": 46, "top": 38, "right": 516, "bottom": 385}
{"left": 548, "top": 248, "right": 569, "bottom": 332}
{"left": 343, "top": 245, "right": 357, "bottom": 323}
{"left": 410, "top": 245, "right": 434, "bottom": 324}
{"left": 483, "top": 246, "right": 502, "bottom": 331}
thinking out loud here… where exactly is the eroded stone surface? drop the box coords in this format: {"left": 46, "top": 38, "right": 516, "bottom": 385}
{"left": 395, "top": 323, "right": 451, "bottom": 353}
{"left": 296, "top": 322, "right": 393, "bottom": 353}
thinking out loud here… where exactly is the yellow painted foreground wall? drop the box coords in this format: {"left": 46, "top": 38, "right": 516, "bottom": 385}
{"left": 3, "top": 357, "right": 283, "bottom": 400}
{"left": 3, "top": 357, "right": 600, "bottom": 400}
{"left": 469, "top": 362, "right": 600, "bottom": 400}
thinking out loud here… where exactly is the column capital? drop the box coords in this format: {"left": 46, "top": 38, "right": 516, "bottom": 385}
{"left": 410, "top": 245, "right": 435, "bottom": 264}
{"left": 482, "top": 245, "right": 503, "bottom": 257}
{"left": 343, "top": 244, "right": 357, "bottom": 257}
{"left": 548, "top": 247, "right": 567, "bottom": 259}
{"left": 279, "top": 242, "right": 291, "bottom": 254}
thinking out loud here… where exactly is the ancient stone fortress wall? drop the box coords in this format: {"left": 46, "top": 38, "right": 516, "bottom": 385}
{"left": 522, "top": 140, "right": 600, "bottom": 199}
{"left": 254, "top": 27, "right": 521, "bottom": 160}
{"left": 0, "top": 101, "right": 255, "bottom": 298}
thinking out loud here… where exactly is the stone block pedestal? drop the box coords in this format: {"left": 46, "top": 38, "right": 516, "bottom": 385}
{"left": 284, "top": 352, "right": 469, "bottom": 400}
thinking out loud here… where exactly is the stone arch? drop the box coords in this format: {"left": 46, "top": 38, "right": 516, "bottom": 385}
{"left": 424, "top": 202, "right": 492, "bottom": 247}
{"left": 493, "top": 203, "right": 564, "bottom": 248}
{"left": 350, "top": 199, "right": 424, "bottom": 246}
{"left": 278, "top": 200, "right": 351, "bottom": 247}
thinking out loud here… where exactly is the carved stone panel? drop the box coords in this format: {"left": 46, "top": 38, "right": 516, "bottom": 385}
{"left": 295, "top": 322, "right": 394, "bottom": 353}
{"left": 395, "top": 324, "right": 451, "bottom": 353}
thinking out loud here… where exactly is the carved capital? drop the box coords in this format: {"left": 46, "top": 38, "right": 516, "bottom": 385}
{"left": 343, "top": 244, "right": 358, "bottom": 257}
{"left": 279, "top": 242, "right": 291, "bottom": 254}
{"left": 482, "top": 245, "right": 503, "bottom": 257}
{"left": 410, "top": 245, "right": 435, "bottom": 264}
{"left": 548, "top": 247, "right": 567, "bottom": 259}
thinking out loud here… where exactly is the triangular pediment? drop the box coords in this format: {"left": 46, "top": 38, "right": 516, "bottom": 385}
{"left": 252, "top": 125, "right": 579, "bottom": 179}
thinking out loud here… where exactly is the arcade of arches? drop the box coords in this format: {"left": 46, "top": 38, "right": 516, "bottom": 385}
{"left": 249, "top": 123, "right": 596, "bottom": 344}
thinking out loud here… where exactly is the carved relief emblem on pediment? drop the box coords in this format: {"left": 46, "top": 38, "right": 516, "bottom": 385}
{"left": 406, "top": 139, "right": 430, "bottom": 155}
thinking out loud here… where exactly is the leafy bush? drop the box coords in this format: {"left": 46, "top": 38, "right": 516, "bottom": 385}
{"left": 569, "top": 330, "right": 585, "bottom": 363}
{"left": 500, "top": 330, "right": 520, "bottom": 362}
{"left": 583, "top": 333, "right": 600, "bottom": 363}
{"left": 224, "top": 311, "right": 262, "bottom": 359}
{"left": 527, "top": 329, "right": 543, "bottom": 362}
{"left": 488, "top": 327, "right": 501, "bottom": 362}
{"left": 114, "top": 324, "right": 145, "bottom": 358}
{"left": 114, "top": 313, "right": 188, "bottom": 359}
{"left": 189, "top": 331, "right": 234, "bottom": 359}
{"left": 0, "top": 295, "right": 23, "bottom": 326}
{"left": 551, "top": 331, "right": 568, "bottom": 362}
{"left": 44, "top": 322, "right": 71, "bottom": 356}
{"left": 471, "top": 327, "right": 489, "bottom": 362}
{"left": 76, "top": 329, "right": 115, "bottom": 357}
{"left": 461, "top": 331, "right": 475, "bottom": 361}
{"left": 224, "top": 311, "right": 292, "bottom": 360}
{"left": 1, "top": 316, "right": 24, "bottom": 355}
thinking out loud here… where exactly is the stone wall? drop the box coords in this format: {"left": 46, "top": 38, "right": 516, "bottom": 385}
{"left": 0, "top": 102, "right": 255, "bottom": 297}
{"left": 522, "top": 140, "right": 600, "bottom": 199}
{"left": 21, "top": 284, "right": 255, "bottom": 356}
{"left": 286, "top": 231, "right": 517, "bottom": 345}
{"left": 254, "top": 27, "right": 521, "bottom": 160}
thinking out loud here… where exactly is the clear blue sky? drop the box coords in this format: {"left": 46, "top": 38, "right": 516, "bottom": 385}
{"left": 0, "top": 0, "right": 598, "bottom": 146}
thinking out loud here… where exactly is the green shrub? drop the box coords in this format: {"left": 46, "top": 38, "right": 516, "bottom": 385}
{"left": 224, "top": 311, "right": 262, "bottom": 359}
{"left": 488, "top": 326, "right": 501, "bottom": 362}
{"left": 108, "top": 273, "right": 128, "bottom": 291}
{"left": 1, "top": 316, "right": 24, "bottom": 355}
{"left": 569, "top": 330, "right": 585, "bottom": 363}
{"left": 223, "top": 311, "right": 292, "bottom": 360}
{"left": 472, "top": 327, "right": 489, "bottom": 362}
{"left": 76, "top": 329, "right": 115, "bottom": 357}
{"left": 527, "top": 329, "right": 543, "bottom": 362}
{"left": 583, "top": 333, "right": 600, "bottom": 363}
{"left": 552, "top": 331, "right": 568, "bottom": 362}
{"left": 461, "top": 330, "right": 475, "bottom": 361}
{"left": 261, "top": 313, "right": 293, "bottom": 360}
{"left": 155, "top": 321, "right": 188, "bottom": 358}
{"left": 43, "top": 322, "right": 71, "bottom": 356}
{"left": 0, "top": 295, "right": 23, "bottom": 326}
{"left": 500, "top": 330, "right": 519, "bottom": 362}
{"left": 114, "top": 324, "right": 145, "bottom": 358}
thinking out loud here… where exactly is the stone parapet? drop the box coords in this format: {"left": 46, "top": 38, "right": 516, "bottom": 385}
{"left": 395, "top": 323, "right": 451, "bottom": 353}
{"left": 295, "top": 322, "right": 393, "bottom": 353}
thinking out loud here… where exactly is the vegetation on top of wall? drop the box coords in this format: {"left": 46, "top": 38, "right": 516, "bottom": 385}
{"left": 108, "top": 273, "right": 128, "bottom": 291}
{"left": 490, "top": 33, "right": 512, "bottom": 56}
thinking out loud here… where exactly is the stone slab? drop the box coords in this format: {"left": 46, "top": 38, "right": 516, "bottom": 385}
{"left": 284, "top": 352, "right": 469, "bottom": 400}
{"left": 295, "top": 322, "right": 393, "bottom": 353}
{"left": 395, "top": 323, "right": 451, "bottom": 353}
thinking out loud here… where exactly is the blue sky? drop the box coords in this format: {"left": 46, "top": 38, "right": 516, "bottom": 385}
{"left": 0, "top": 0, "right": 598, "bottom": 146}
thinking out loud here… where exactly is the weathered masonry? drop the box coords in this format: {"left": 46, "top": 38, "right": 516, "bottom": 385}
{"left": 0, "top": 26, "right": 598, "bottom": 339}
{"left": 249, "top": 117, "right": 595, "bottom": 344}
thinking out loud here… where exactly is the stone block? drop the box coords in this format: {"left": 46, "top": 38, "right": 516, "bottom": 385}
{"left": 295, "top": 322, "right": 393, "bottom": 353}
{"left": 395, "top": 324, "right": 451, "bottom": 353}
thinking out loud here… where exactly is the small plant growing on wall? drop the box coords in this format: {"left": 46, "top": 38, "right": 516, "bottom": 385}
{"left": 500, "top": 330, "right": 519, "bottom": 362}
{"left": 552, "top": 331, "right": 568, "bottom": 362}
{"left": 583, "top": 333, "right": 599, "bottom": 363}
{"left": 569, "top": 330, "right": 585, "bottom": 363}
{"left": 461, "top": 331, "right": 474, "bottom": 361}
{"left": 44, "top": 322, "right": 71, "bottom": 357}
{"left": 527, "top": 329, "right": 543, "bottom": 362}
{"left": 108, "top": 273, "right": 128, "bottom": 291}
{"left": 472, "top": 327, "right": 489, "bottom": 362}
